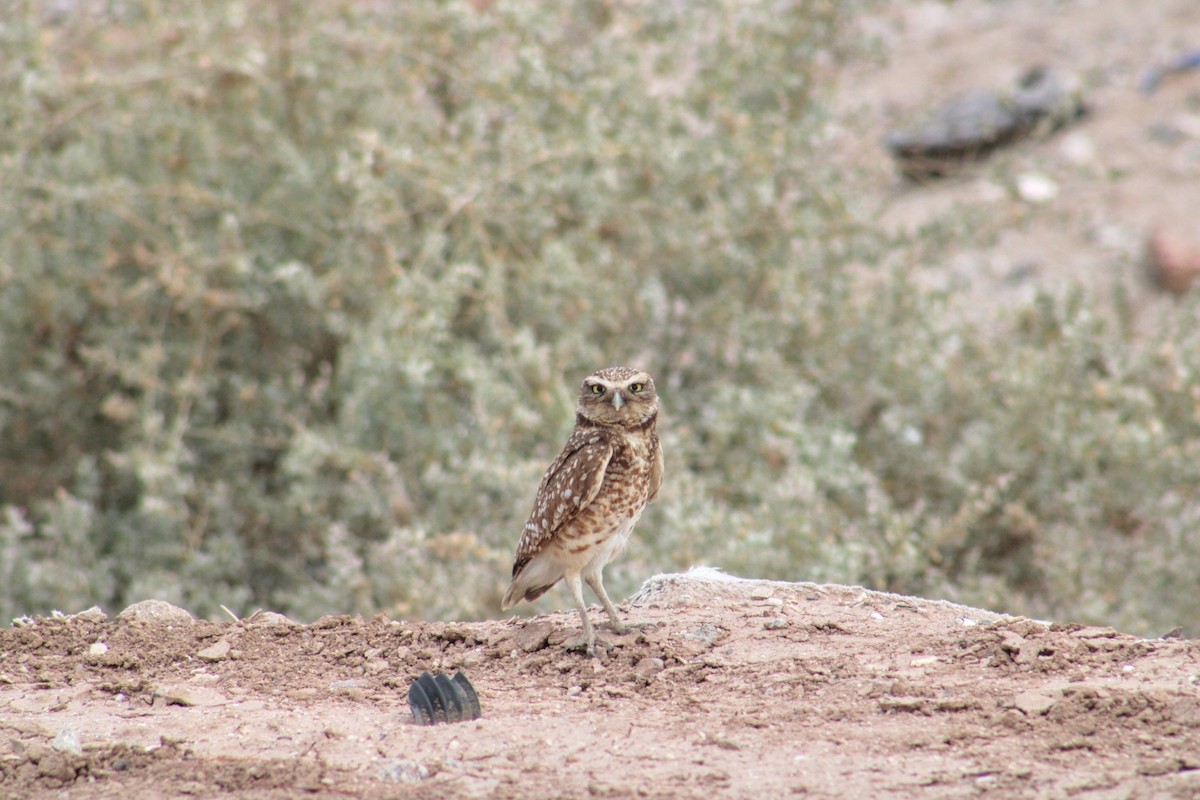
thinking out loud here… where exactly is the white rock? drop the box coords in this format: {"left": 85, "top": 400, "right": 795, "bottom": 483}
{"left": 1015, "top": 172, "right": 1058, "bottom": 204}
{"left": 52, "top": 728, "right": 82, "bottom": 755}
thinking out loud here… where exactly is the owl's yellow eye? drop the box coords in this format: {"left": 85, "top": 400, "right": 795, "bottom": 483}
{"left": 629, "top": 383, "right": 644, "bottom": 394}
{"left": 590, "top": 384, "right": 605, "bottom": 395}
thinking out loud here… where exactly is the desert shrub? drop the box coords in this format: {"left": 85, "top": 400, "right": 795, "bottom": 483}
{"left": 1, "top": 1, "right": 1198, "bottom": 636}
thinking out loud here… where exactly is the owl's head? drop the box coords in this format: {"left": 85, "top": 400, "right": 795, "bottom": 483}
{"left": 576, "top": 366, "right": 658, "bottom": 428}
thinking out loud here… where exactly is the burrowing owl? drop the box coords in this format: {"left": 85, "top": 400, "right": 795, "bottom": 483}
{"left": 501, "top": 366, "right": 664, "bottom": 656}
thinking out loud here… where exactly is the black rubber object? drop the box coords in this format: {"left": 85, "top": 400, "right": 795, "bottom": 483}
{"left": 408, "top": 671, "right": 481, "bottom": 725}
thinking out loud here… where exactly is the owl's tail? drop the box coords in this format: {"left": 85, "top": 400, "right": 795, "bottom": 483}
{"left": 501, "top": 559, "right": 560, "bottom": 610}
{"left": 500, "top": 582, "right": 524, "bottom": 611}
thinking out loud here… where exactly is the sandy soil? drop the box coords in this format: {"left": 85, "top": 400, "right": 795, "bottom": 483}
{"left": 2, "top": 571, "right": 1199, "bottom": 799}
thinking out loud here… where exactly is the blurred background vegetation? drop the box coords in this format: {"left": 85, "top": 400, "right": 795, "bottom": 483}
{"left": 3, "top": 0, "right": 1199, "bottom": 636}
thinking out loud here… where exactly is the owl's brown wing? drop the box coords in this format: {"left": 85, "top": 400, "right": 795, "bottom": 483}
{"left": 647, "top": 433, "right": 664, "bottom": 503}
{"left": 512, "top": 429, "right": 614, "bottom": 576}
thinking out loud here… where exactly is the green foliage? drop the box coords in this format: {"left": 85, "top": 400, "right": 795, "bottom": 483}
{"left": 2, "top": 1, "right": 1198, "bottom": 636}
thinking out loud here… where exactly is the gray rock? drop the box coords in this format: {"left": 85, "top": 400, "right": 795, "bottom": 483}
{"left": 886, "top": 67, "right": 1086, "bottom": 178}
{"left": 682, "top": 623, "right": 724, "bottom": 647}
{"left": 380, "top": 759, "right": 429, "bottom": 784}
{"left": 117, "top": 600, "right": 194, "bottom": 626}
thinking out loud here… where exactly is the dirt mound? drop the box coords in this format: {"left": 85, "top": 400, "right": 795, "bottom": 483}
{"left": 2, "top": 571, "right": 1198, "bottom": 798}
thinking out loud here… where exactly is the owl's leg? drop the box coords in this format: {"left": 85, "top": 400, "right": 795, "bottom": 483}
{"left": 563, "top": 572, "right": 597, "bottom": 657}
{"left": 584, "top": 570, "right": 629, "bottom": 635}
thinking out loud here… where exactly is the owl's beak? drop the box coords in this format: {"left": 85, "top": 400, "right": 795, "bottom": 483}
{"left": 611, "top": 391, "right": 625, "bottom": 410}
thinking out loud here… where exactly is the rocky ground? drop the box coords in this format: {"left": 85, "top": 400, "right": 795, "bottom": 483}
{"left": 2, "top": 571, "right": 1199, "bottom": 799}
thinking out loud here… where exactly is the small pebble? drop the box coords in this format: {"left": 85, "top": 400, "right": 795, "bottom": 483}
{"left": 1012, "top": 690, "right": 1058, "bottom": 716}
{"left": 1016, "top": 172, "right": 1058, "bottom": 204}
{"left": 197, "top": 640, "right": 232, "bottom": 662}
{"left": 73, "top": 606, "right": 108, "bottom": 623}
{"left": 52, "top": 728, "right": 82, "bottom": 756}
{"left": 682, "top": 623, "right": 723, "bottom": 647}
{"left": 380, "top": 759, "right": 428, "bottom": 784}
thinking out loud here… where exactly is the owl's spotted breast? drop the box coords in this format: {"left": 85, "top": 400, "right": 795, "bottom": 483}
{"left": 554, "top": 428, "right": 656, "bottom": 548}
